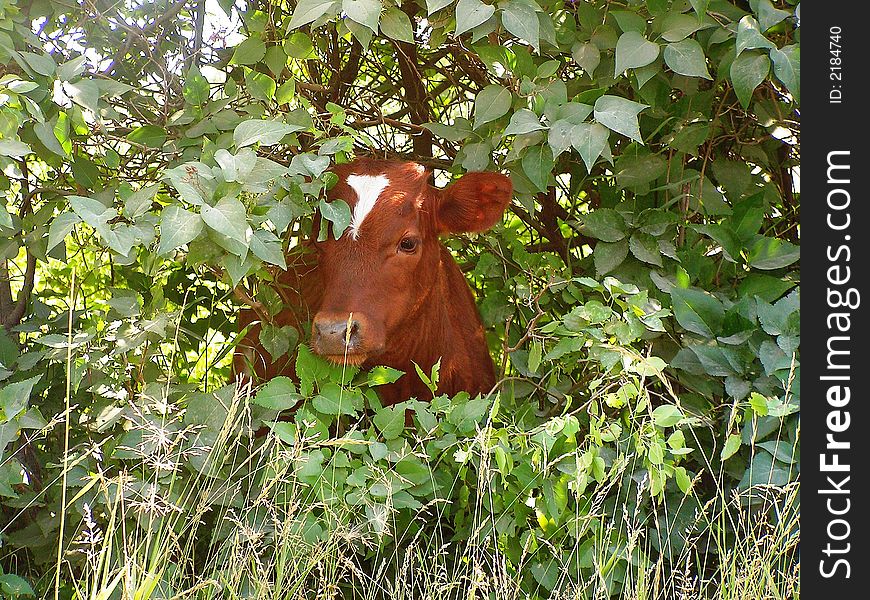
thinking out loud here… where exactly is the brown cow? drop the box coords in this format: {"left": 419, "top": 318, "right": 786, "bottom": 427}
{"left": 233, "top": 158, "right": 512, "bottom": 406}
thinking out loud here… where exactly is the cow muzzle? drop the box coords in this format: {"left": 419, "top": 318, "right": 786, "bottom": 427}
{"left": 311, "top": 312, "right": 378, "bottom": 365}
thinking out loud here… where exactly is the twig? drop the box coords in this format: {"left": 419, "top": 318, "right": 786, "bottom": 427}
{"left": 506, "top": 283, "right": 551, "bottom": 353}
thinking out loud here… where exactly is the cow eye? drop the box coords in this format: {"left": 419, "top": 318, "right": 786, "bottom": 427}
{"left": 398, "top": 237, "right": 419, "bottom": 254}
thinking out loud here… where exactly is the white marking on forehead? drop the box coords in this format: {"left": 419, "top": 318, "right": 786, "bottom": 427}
{"left": 346, "top": 174, "right": 390, "bottom": 240}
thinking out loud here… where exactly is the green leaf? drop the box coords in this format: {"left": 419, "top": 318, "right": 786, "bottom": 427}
{"left": 738, "top": 274, "right": 794, "bottom": 303}
{"left": 201, "top": 197, "right": 249, "bottom": 249}
{"left": 461, "top": 142, "right": 491, "bottom": 171}
{"left": 692, "top": 224, "right": 741, "bottom": 262}
{"left": 648, "top": 441, "right": 664, "bottom": 464}
{"left": 296, "top": 345, "right": 342, "bottom": 397}
{"left": 427, "top": 0, "right": 454, "bottom": 13}
{"left": 245, "top": 70, "right": 277, "bottom": 101}
{"left": 572, "top": 41, "right": 600, "bottom": 75}
{"left": 72, "top": 157, "right": 100, "bottom": 190}
{"left": 473, "top": 84, "right": 512, "bottom": 129}
{"left": 758, "top": 440, "right": 797, "bottom": 464}
{"left": 455, "top": 0, "right": 496, "bottom": 37}
{"left": 661, "top": 13, "right": 704, "bottom": 42}
{"left": 689, "top": 0, "right": 709, "bottom": 16}
{"left": 284, "top": 32, "right": 315, "bottom": 58}
{"left": 528, "top": 341, "right": 542, "bottom": 373}
{"left": 610, "top": 9, "right": 646, "bottom": 34}
{"left": 669, "top": 123, "right": 710, "bottom": 156}
{"left": 69, "top": 195, "right": 114, "bottom": 229}
{"left": 275, "top": 79, "right": 296, "bottom": 104}
{"left": 730, "top": 51, "right": 769, "bottom": 108}
{"left": 593, "top": 239, "right": 628, "bottom": 275}
{"left": 57, "top": 56, "right": 87, "bottom": 81}
{"left": 380, "top": 7, "right": 414, "bottom": 42}
{"left": 615, "top": 153, "right": 667, "bottom": 188}
{"left": 249, "top": 230, "right": 287, "bottom": 268}
{"left": 0, "top": 573, "right": 35, "bottom": 597}
{"left": 423, "top": 120, "right": 472, "bottom": 141}
{"left": 652, "top": 404, "right": 684, "bottom": 427}
{"left": 318, "top": 198, "right": 352, "bottom": 239}
{"left": 374, "top": 406, "right": 405, "bottom": 440}
{"left": 729, "top": 194, "right": 765, "bottom": 241}
{"left": 448, "top": 395, "right": 491, "bottom": 432}
{"left": 675, "top": 466, "right": 693, "bottom": 494}
{"left": 288, "top": 0, "right": 339, "bottom": 30}
{"left": 555, "top": 102, "right": 593, "bottom": 124}
{"left": 547, "top": 120, "right": 575, "bottom": 157}
{"left": 751, "top": 0, "right": 791, "bottom": 32}
{"left": 69, "top": 195, "right": 133, "bottom": 254}
{"left": 0, "top": 376, "right": 41, "bottom": 422}
{"left": 313, "top": 383, "right": 359, "bottom": 415}
{"left": 521, "top": 145, "right": 554, "bottom": 192}
{"left": 579, "top": 208, "right": 626, "bottom": 242}
{"left": 747, "top": 236, "right": 800, "bottom": 270}
{"left": 593, "top": 95, "right": 648, "bottom": 143}
{"left": 735, "top": 16, "right": 775, "bottom": 56}
{"left": 20, "top": 51, "right": 56, "bottom": 76}
{"left": 663, "top": 39, "right": 711, "bottom": 79}
{"left": 158, "top": 205, "right": 203, "bottom": 255}
{"left": 230, "top": 36, "right": 267, "bottom": 65}
{"left": 689, "top": 175, "right": 731, "bottom": 216}
{"left": 47, "top": 212, "right": 81, "bottom": 252}
{"left": 127, "top": 125, "right": 167, "bottom": 149}
{"left": 124, "top": 184, "right": 160, "bottom": 219}
{"left": 614, "top": 31, "right": 659, "bottom": 75}
{"left": 183, "top": 66, "right": 210, "bottom": 106}
{"left": 0, "top": 140, "right": 31, "bottom": 159}
{"left": 712, "top": 159, "right": 752, "bottom": 199}
{"left": 234, "top": 119, "right": 304, "bottom": 148}
{"left": 258, "top": 323, "right": 292, "bottom": 359}
{"left": 503, "top": 109, "right": 545, "bottom": 135}
{"left": 34, "top": 121, "right": 67, "bottom": 157}
{"left": 502, "top": 1, "right": 540, "bottom": 51}
{"left": 721, "top": 433, "right": 742, "bottom": 461}
{"left": 54, "top": 113, "right": 73, "bottom": 155}
{"left": 571, "top": 122, "right": 609, "bottom": 173}
{"left": 670, "top": 287, "right": 725, "bottom": 337}
{"left": 293, "top": 153, "right": 330, "bottom": 177}
{"left": 345, "top": 14, "right": 374, "bottom": 47}
{"left": 636, "top": 61, "right": 661, "bottom": 86}
{"left": 265, "top": 45, "right": 288, "bottom": 76}
{"left": 413, "top": 358, "right": 440, "bottom": 394}
{"left": 0, "top": 206, "right": 12, "bottom": 230}
{"left": 749, "top": 392, "right": 769, "bottom": 416}
{"left": 215, "top": 148, "right": 257, "bottom": 182}
{"left": 629, "top": 232, "right": 662, "bottom": 266}
{"left": 536, "top": 59, "right": 560, "bottom": 79}
{"left": 319, "top": 135, "right": 354, "bottom": 155}
{"left": 221, "top": 252, "right": 255, "bottom": 287}
{"left": 365, "top": 365, "right": 405, "bottom": 386}
{"left": 65, "top": 80, "right": 100, "bottom": 113}
{"left": 252, "top": 376, "right": 303, "bottom": 410}
{"left": 343, "top": 0, "right": 381, "bottom": 32}
{"left": 770, "top": 45, "right": 799, "bottom": 103}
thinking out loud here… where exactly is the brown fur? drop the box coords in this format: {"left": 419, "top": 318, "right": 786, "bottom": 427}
{"left": 233, "top": 158, "right": 512, "bottom": 404}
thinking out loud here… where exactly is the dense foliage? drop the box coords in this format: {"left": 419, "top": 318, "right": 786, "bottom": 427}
{"left": 0, "top": 0, "right": 799, "bottom": 597}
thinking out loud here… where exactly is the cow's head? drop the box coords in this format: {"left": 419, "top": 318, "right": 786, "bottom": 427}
{"left": 310, "top": 158, "right": 512, "bottom": 365}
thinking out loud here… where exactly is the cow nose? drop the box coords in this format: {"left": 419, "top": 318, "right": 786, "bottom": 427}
{"left": 313, "top": 316, "right": 363, "bottom": 354}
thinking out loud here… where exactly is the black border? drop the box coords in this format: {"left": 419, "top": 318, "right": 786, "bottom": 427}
{"left": 804, "top": 4, "right": 867, "bottom": 595}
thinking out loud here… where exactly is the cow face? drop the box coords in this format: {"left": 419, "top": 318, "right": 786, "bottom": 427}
{"left": 310, "top": 158, "right": 512, "bottom": 366}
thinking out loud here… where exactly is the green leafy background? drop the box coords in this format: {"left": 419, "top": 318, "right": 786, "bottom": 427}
{"left": 0, "top": 0, "right": 798, "bottom": 597}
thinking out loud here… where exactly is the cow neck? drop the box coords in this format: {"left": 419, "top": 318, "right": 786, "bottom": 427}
{"left": 381, "top": 246, "right": 456, "bottom": 376}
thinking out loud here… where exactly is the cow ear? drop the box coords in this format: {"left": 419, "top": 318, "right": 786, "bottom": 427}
{"left": 435, "top": 172, "right": 512, "bottom": 234}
